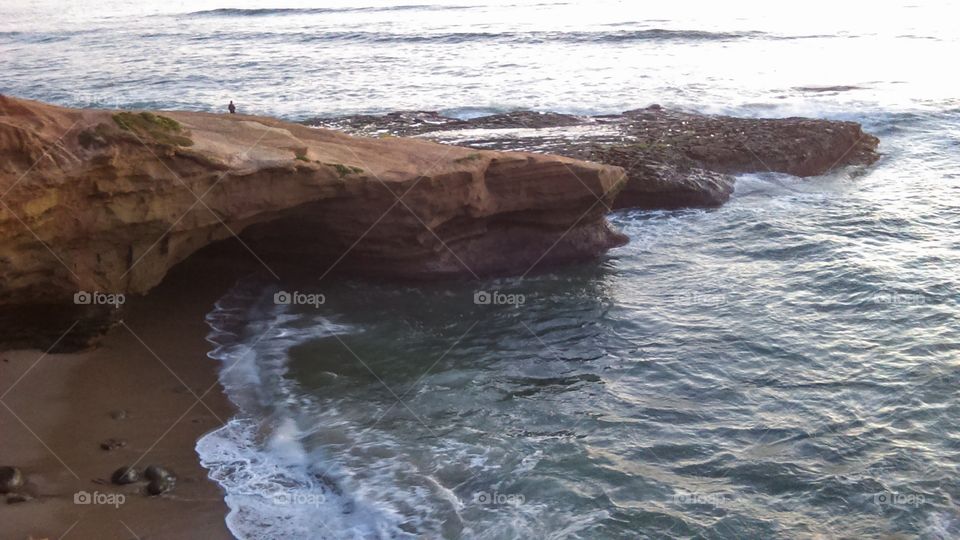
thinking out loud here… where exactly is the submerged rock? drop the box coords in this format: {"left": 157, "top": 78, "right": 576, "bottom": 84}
{"left": 307, "top": 105, "right": 880, "bottom": 211}
{"left": 0, "top": 95, "right": 627, "bottom": 350}
{"left": 0, "top": 466, "right": 24, "bottom": 493}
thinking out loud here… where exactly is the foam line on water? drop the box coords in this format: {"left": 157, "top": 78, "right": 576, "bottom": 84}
{"left": 198, "top": 279, "right": 414, "bottom": 539}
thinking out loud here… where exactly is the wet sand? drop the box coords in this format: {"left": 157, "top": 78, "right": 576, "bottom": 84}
{"left": 0, "top": 251, "right": 255, "bottom": 539}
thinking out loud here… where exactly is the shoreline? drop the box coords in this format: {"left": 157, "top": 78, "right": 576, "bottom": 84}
{"left": 0, "top": 250, "right": 255, "bottom": 539}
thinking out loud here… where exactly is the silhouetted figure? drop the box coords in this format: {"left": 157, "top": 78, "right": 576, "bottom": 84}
{"left": 228, "top": 100, "right": 236, "bottom": 114}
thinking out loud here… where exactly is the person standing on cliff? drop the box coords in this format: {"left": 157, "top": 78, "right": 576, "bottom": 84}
{"left": 228, "top": 100, "right": 236, "bottom": 114}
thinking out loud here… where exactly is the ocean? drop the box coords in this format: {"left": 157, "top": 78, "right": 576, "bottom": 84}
{"left": 3, "top": 0, "right": 959, "bottom": 538}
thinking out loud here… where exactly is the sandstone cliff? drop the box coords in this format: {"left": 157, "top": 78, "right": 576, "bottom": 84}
{"left": 0, "top": 96, "right": 626, "bottom": 349}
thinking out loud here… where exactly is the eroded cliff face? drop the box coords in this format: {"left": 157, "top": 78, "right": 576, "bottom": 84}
{"left": 0, "top": 96, "right": 626, "bottom": 349}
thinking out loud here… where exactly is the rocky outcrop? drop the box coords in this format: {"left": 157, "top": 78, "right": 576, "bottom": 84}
{"left": 0, "top": 96, "right": 626, "bottom": 349}
{"left": 0, "top": 96, "right": 883, "bottom": 351}
{"left": 308, "top": 106, "right": 880, "bottom": 210}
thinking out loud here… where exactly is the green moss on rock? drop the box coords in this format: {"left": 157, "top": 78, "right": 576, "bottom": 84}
{"left": 454, "top": 153, "right": 483, "bottom": 164}
{"left": 112, "top": 112, "right": 193, "bottom": 147}
{"left": 325, "top": 163, "right": 364, "bottom": 178}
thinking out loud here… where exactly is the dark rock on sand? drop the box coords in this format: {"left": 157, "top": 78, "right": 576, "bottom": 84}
{"left": 146, "top": 475, "right": 176, "bottom": 496}
{"left": 0, "top": 466, "right": 24, "bottom": 493}
{"left": 144, "top": 464, "right": 175, "bottom": 483}
{"left": 145, "top": 463, "right": 177, "bottom": 495}
{"left": 111, "top": 466, "right": 140, "bottom": 485}
{"left": 6, "top": 492, "right": 33, "bottom": 504}
{"left": 307, "top": 105, "right": 880, "bottom": 211}
{"left": 109, "top": 409, "right": 129, "bottom": 421}
{"left": 100, "top": 438, "right": 127, "bottom": 451}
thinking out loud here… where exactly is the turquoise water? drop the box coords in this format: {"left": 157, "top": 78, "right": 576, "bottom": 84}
{"left": 3, "top": 0, "right": 959, "bottom": 538}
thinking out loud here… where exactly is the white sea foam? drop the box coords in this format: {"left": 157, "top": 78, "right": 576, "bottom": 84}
{"left": 198, "top": 417, "right": 417, "bottom": 540}
{"left": 198, "top": 283, "right": 415, "bottom": 539}
{"left": 197, "top": 282, "right": 463, "bottom": 539}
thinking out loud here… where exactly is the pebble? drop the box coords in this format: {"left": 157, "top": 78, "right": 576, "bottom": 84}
{"left": 146, "top": 475, "right": 175, "bottom": 495}
{"left": 110, "top": 466, "right": 139, "bottom": 485}
{"left": 100, "top": 438, "right": 127, "bottom": 451}
{"left": 6, "top": 492, "right": 33, "bottom": 504}
{"left": 0, "top": 466, "right": 24, "bottom": 493}
{"left": 144, "top": 464, "right": 176, "bottom": 495}
{"left": 144, "top": 464, "right": 175, "bottom": 483}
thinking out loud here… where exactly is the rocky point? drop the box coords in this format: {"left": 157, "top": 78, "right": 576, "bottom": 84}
{"left": 0, "top": 96, "right": 880, "bottom": 350}
{"left": 307, "top": 105, "right": 880, "bottom": 210}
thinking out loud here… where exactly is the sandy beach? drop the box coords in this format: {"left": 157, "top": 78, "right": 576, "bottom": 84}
{"left": 0, "top": 250, "right": 254, "bottom": 539}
